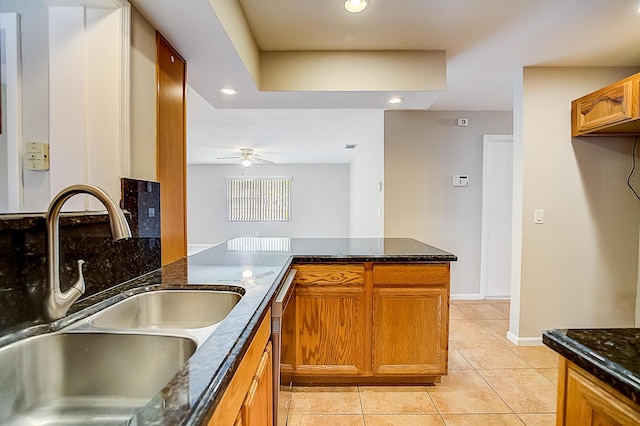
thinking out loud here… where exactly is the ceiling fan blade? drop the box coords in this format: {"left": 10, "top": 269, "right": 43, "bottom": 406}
{"left": 253, "top": 157, "right": 274, "bottom": 164}
{"left": 216, "top": 156, "right": 241, "bottom": 160}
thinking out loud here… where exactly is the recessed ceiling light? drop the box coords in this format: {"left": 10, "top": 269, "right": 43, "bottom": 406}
{"left": 219, "top": 87, "right": 238, "bottom": 95}
{"left": 345, "top": 0, "right": 368, "bottom": 13}
{"left": 388, "top": 97, "right": 403, "bottom": 105}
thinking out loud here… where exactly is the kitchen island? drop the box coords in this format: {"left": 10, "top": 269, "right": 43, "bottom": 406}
{"left": 543, "top": 328, "right": 640, "bottom": 425}
{"left": 0, "top": 237, "right": 456, "bottom": 425}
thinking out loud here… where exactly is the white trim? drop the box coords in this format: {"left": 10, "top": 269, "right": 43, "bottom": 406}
{"left": 450, "top": 293, "right": 484, "bottom": 300}
{"left": 116, "top": 1, "right": 131, "bottom": 179}
{"left": 0, "top": 13, "right": 23, "bottom": 212}
{"left": 509, "top": 69, "right": 525, "bottom": 353}
{"left": 480, "top": 134, "right": 513, "bottom": 298}
{"left": 507, "top": 331, "right": 543, "bottom": 346}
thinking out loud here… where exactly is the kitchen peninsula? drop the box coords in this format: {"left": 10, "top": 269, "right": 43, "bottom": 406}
{"left": 140, "top": 237, "right": 456, "bottom": 425}
{"left": 0, "top": 237, "right": 456, "bottom": 426}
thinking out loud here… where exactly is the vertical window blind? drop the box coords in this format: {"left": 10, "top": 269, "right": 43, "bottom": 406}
{"left": 227, "top": 177, "right": 291, "bottom": 221}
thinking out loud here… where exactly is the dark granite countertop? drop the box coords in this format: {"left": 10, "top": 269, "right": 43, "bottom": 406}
{"left": 543, "top": 328, "right": 640, "bottom": 405}
{"left": 1, "top": 237, "right": 456, "bottom": 425}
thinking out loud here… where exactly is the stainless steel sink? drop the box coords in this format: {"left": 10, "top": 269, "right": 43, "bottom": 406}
{"left": 89, "top": 290, "right": 241, "bottom": 330}
{"left": 0, "top": 332, "right": 196, "bottom": 425}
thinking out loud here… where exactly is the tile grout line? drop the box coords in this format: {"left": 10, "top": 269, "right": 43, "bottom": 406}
{"left": 451, "top": 316, "right": 520, "bottom": 417}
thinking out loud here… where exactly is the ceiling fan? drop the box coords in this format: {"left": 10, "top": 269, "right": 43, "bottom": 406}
{"left": 217, "top": 148, "right": 274, "bottom": 167}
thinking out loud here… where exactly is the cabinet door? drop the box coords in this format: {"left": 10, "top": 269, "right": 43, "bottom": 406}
{"left": 207, "top": 311, "right": 272, "bottom": 426}
{"left": 563, "top": 361, "right": 640, "bottom": 426}
{"left": 294, "top": 264, "right": 368, "bottom": 377}
{"left": 373, "top": 287, "right": 448, "bottom": 376}
{"left": 571, "top": 76, "right": 638, "bottom": 136}
{"left": 242, "top": 342, "right": 273, "bottom": 426}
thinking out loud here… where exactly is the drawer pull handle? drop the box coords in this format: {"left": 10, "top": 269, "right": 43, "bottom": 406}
{"left": 581, "top": 94, "right": 624, "bottom": 115}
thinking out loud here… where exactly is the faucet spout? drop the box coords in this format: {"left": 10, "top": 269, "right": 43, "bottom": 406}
{"left": 43, "top": 184, "right": 132, "bottom": 321}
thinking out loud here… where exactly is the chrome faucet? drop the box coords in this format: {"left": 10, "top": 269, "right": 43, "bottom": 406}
{"left": 43, "top": 184, "right": 132, "bottom": 321}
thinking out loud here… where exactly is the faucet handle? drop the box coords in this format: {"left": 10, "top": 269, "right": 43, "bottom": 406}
{"left": 71, "top": 259, "right": 86, "bottom": 295}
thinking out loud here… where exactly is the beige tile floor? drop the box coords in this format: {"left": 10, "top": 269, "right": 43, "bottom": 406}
{"left": 287, "top": 299, "right": 559, "bottom": 426}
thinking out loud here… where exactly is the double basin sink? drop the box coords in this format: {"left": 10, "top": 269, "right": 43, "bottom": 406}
{"left": 0, "top": 289, "right": 242, "bottom": 425}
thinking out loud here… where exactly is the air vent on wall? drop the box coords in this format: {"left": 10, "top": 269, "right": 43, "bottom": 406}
{"left": 345, "top": 144, "right": 358, "bottom": 149}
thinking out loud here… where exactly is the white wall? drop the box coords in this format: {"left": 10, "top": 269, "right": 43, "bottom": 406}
{"left": 130, "top": 5, "right": 157, "bottom": 182}
{"left": 512, "top": 67, "right": 640, "bottom": 343}
{"left": 0, "top": 0, "right": 50, "bottom": 212}
{"left": 49, "top": 5, "right": 130, "bottom": 211}
{"left": 384, "top": 110, "right": 513, "bottom": 297}
{"left": 0, "top": 80, "right": 6, "bottom": 211}
{"left": 349, "top": 110, "right": 384, "bottom": 238}
{"left": 187, "top": 164, "right": 350, "bottom": 245}
{"left": 0, "top": 1, "right": 131, "bottom": 213}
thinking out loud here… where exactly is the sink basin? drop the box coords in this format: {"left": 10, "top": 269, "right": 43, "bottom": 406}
{"left": 90, "top": 290, "right": 241, "bottom": 330}
{"left": 0, "top": 332, "right": 196, "bottom": 425}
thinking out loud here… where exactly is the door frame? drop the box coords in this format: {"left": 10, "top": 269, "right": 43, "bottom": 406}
{"left": 480, "top": 134, "right": 513, "bottom": 299}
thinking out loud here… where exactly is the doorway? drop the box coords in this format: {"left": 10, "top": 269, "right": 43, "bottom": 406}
{"left": 480, "top": 134, "right": 513, "bottom": 298}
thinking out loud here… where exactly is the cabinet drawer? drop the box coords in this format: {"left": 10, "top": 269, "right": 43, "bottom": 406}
{"left": 294, "top": 264, "right": 364, "bottom": 286}
{"left": 373, "top": 264, "right": 449, "bottom": 286}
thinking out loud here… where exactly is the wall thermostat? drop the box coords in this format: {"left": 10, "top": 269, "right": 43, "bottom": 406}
{"left": 453, "top": 175, "right": 469, "bottom": 187}
{"left": 457, "top": 118, "right": 469, "bottom": 127}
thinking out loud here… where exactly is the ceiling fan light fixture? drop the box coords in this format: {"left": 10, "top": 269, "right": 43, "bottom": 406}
{"left": 344, "top": 0, "right": 368, "bottom": 13}
{"left": 241, "top": 158, "right": 253, "bottom": 167}
{"left": 388, "top": 96, "right": 403, "bottom": 104}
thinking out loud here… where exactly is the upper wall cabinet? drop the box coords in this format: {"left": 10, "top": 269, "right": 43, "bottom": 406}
{"left": 571, "top": 72, "right": 640, "bottom": 137}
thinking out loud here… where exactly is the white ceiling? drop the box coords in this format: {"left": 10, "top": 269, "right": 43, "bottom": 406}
{"left": 131, "top": 0, "right": 640, "bottom": 164}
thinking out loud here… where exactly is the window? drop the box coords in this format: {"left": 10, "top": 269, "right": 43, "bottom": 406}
{"left": 227, "top": 177, "right": 291, "bottom": 221}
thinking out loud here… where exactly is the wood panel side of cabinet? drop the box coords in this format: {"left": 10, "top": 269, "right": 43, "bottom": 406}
{"left": 558, "top": 357, "right": 640, "bottom": 426}
{"left": 156, "top": 33, "right": 187, "bottom": 265}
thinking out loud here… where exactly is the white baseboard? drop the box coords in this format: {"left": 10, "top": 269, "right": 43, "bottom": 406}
{"left": 450, "top": 293, "right": 484, "bottom": 300}
{"left": 507, "top": 331, "right": 543, "bottom": 346}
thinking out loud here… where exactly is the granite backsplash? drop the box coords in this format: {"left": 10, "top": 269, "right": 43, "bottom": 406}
{"left": 0, "top": 178, "right": 161, "bottom": 336}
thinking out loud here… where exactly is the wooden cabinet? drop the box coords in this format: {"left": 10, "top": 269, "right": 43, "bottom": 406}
{"left": 557, "top": 357, "right": 640, "bottom": 426}
{"left": 207, "top": 310, "right": 273, "bottom": 426}
{"left": 285, "top": 262, "right": 450, "bottom": 384}
{"left": 292, "top": 264, "right": 368, "bottom": 379}
{"left": 372, "top": 264, "right": 449, "bottom": 379}
{"left": 240, "top": 342, "right": 273, "bottom": 426}
{"left": 571, "top": 72, "right": 640, "bottom": 137}
{"left": 157, "top": 33, "right": 187, "bottom": 265}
